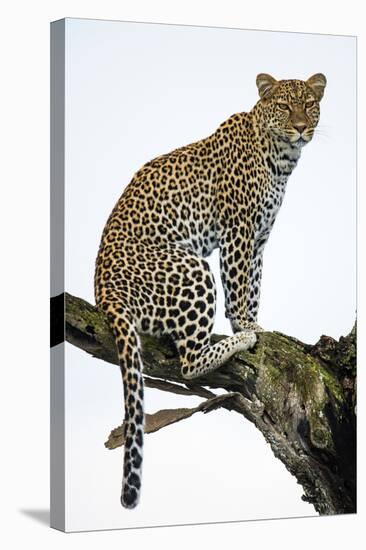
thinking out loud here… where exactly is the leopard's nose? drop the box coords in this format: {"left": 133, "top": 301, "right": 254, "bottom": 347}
{"left": 293, "top": 121, "right": 307, "bottom": 134}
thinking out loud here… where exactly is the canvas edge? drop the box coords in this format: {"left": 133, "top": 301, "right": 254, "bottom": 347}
{"left": 50, "top": 18, "right": 66, "bottom": 532}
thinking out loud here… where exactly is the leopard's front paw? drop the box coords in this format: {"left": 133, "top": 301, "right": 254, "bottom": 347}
{"left": 231, "top": 319, "right": 265, "bottom": 334}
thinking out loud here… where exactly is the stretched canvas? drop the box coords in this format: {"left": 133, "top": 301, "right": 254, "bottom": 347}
{"left": 50, "top": 18, "right": 357, "bottom": 532}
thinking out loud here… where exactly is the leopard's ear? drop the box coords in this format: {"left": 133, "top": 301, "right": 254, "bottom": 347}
{"left": 306, "top": 73, "right": 327, "bottom": 101}
{"left": 256, "top": 73, "right": 278, "bottom": 99}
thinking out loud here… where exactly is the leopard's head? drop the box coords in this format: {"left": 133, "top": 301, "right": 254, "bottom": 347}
{"left": 253, "top": 73, "right": 326, "bottom": 147}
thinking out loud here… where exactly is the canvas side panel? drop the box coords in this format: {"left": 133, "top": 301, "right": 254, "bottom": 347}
{"left": 50, "top": 18, "right": 66, "bottom": 532}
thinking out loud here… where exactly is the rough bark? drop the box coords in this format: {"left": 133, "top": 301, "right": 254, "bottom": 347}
{"left": 65, "top": 292, "right": 356, "bottom": 515}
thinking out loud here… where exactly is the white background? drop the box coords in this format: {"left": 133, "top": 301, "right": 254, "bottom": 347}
{"left": 0, "top": 0, "right": 364, "bottom": 549}
{"left": 64, "top": 19, "right": 355, "bottom": 531}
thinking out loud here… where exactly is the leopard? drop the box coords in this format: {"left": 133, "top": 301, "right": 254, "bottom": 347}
{"left": 94, "top": 73, "right": 327, "bottom": 509}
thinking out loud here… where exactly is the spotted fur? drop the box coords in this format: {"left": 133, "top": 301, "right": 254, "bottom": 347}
{"left": 94, "top": 73, "right": 326, "bottom": 508}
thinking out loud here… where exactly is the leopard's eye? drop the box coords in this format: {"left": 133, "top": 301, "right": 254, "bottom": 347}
{"left": 305, "top": 100, "right": 315, "bottom": 109}
{"left": 277, "top": 102, "right": 289, "bottom": 111}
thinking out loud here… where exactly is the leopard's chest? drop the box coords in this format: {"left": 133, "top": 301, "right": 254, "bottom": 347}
{"left": 255, "top": 151, "right": 299, "bottom": 240}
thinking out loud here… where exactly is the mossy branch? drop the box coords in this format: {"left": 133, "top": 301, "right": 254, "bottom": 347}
{"left": 64, "top": 292, "right": 356, "bottom": 515}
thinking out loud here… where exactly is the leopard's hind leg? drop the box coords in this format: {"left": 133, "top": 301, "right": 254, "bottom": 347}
{"left": 178, "top": 330, "right": 257, "bottom": 380}
{"left": 157, "top": 248, "right": 257, "bottom": 380}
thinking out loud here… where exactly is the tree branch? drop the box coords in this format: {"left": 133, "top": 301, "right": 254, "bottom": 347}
{"left": 64, "top": 292, "right": 356, "bottom": 515}
{"left": 105, "top": 392, "right": 240, "bottom": 449}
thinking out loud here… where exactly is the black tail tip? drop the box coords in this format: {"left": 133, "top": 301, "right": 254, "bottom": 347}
{"left": 121, "top": 486, "right": 139, "bottom": 509}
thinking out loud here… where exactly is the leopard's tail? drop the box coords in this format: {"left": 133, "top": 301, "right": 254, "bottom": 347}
{"left": 103, "top": 302, "right": 145, "bottom": 509}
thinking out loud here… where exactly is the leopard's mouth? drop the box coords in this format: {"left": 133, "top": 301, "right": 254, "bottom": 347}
{"left": 294, "top": 137, "right": 307, "bottom": 146}
{"left": 287, "top": 132, "right": 312, "bottom": 146}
